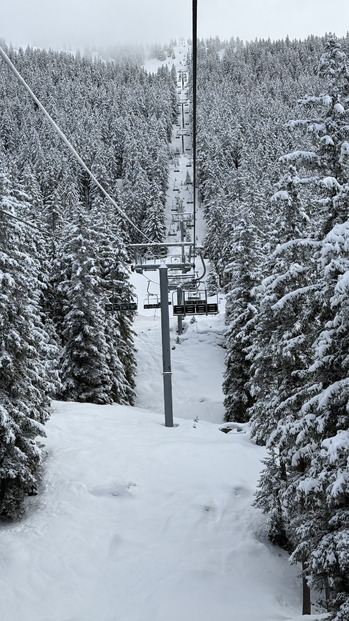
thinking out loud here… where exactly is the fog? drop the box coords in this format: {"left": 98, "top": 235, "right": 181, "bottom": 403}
{"left": 1, "top": 0, "right": 349, "bottom": 50}
{"left": 2, "top": 0, "right": 191, "bottom": 49}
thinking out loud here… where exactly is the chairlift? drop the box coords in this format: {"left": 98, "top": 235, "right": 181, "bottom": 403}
{"left": 172, "top": 287, "right": 219, "bottom": 317}
{"left": 106, "top": 288, "right": 138, "bottom": 313}
{"left": 143, "top": 291, "right": 161, "bottom": 310}
{"left": 168, "top": 256, "right": 179, "bottom": 266}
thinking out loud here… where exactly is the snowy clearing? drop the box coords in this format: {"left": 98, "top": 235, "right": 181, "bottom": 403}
{"left": 1, "top": 402, "right": 299, "bottom": 621}
{"left": 0, "top": 305, "right": 325, "bottom": 621}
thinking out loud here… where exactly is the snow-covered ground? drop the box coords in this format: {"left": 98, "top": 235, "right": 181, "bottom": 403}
{"left": 0, "top": 299, "right": 326, "bottom": 621}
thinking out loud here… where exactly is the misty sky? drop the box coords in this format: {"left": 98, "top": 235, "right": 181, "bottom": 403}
{"left": 1, "top": 0, "right": 349, "bottom": 49}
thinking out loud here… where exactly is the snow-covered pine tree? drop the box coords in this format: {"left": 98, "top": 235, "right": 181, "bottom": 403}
{"left": 249, "top": 164, "right": 314, "bottom": 444}
{"left": 142, "top": 180, "right": 167, "bottom": 256}
{"left": 283, "top": 34, "right": 349, "bottom": 238}
{"left": 54, "top": 197, "right": 137, "bottom": 405}
{"left": 202, "top": 190, "right": 230, "bottom": 287}
{"left": 55, "top": 207, "right": 115, "bottom": 404}
{"left": 121, "top": 156, "right": 152, "bottom": 243}
{"left": 223, "top": 207, "right": 262, "bottom": 422}
{"left": 0, "top": 169, "right": 52, "bottom": 520}
{"left": 254, "top": 37, "right": 349, "bottom": 617}
{"left": 275, "top": 220, "right": 349, "bottom": 619}
{"left": 94, "top": 200, "right": 137, "bottom": 405}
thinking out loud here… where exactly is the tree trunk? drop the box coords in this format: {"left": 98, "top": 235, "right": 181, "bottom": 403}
{"left": 324, "top": 575, "right": 331, "bottom": 612}
{"left": 302, "top": 557, "right": 311, "bottom": 615}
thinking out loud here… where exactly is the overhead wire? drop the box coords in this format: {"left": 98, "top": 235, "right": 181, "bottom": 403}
{"left": 0, "top": 207, "right": 51, "bottom": 234}
{"left": 192, "top": 0, "right": 197, "bottom": 260}
{"left": 0, "top": 45, "right": 153, "bottom": 244}
{"left": 141, "top": 272, "right": 160, "bottom": 287}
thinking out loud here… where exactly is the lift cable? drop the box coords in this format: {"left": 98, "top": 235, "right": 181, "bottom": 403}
{"left": 141, "top": 272, "right": 160, "bottom": 287}
{"left": 0, "top": 45, "right": 153, "bottom": 245}
{"left": 192, "top": 0, "right": 198, "bottom": 260}
{"left": 0, "top": 207, "right": 58, "bottom": 238}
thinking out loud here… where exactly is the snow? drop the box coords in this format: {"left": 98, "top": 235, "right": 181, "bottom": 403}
{"left": 279, "top": 151, "right": 320, "bottom": 165}
{"left": 334, "top": 103, "right": 345, "bottom": 114}
{"left": 287, "top": 119, "right": 309, "bottom": 130}
{"left": 0, "top": 405, "right": 302, "bottom": 621}
{"left": 134, "top": 301, "right": 226, "bottom": 423}
{"left": 271, "top": 284, "right": 317, "bottom": 311}
{"left": 270, "top": 190, "right": 290, "bottom": 203}
{"left": 317, "top": 378, "right": 349, "bottom": 411}
{"left": 299, "top": 94, "right": 332, "bottom": 106}
{"left": 320, "top": 135, "right": 334, "bottom": 146}
{"left": 143, "top": 55, "right": 175, "bottom": 74}
{"left": 340, "top": 140, "right": 349, "bottom": 160}
{"left": 0, "top": 289, "right": 323, "bottom": 621}
{"left": 322, "top": 429, "right": 349, "bottom": 463}
{"left": 272, "top": 238, "right": 322, "bottom": 255}
{"left": 319, "top": 176, "right": 341, "bottom": 191}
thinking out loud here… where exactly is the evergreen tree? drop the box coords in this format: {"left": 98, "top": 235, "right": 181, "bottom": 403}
{"left": 142, "top": 181, "right": 167, "bottom": 254}
{"left": 95, "top": 202, "right": 137, "bottom": 405}
{"left": 55, "top": 208, "right": 115, "bottom": 403}
{"left": 223, "top": 208, "right": 262, "bottom": 422}
{"left": 254, "top": 37, "right": 349, "bottom": 617}
{"left": 249, "top": 165, "right": 315, "bottom": 443}
{"left": 0, "top": 171, "right": 52, "bottom": 520}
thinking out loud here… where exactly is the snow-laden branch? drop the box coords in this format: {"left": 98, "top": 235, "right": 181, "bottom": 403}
{"left": 270, "top": 190, "right": 290, "bottom": 203}
{"left": 319, "top": 176, "right": 341, "bottom": 191}
{"left": 279, "top": 151, "right": 320, "bottom": 166}
{"left": 271, "top": 284, "right": 318, "bottom": 311}
{"left": 287, "top": 119, "right": 310, "bottom": 130}
{"left": 298, "top": 94, "right": 332, "bottom": 106}
{"left": 317, "top": 378, "right": 349, "bottom": 410}
{"left": 321, "top": 430, "right": 349, "bottom": 464}
{"left": 334, "top": 102, "right": 345, "bottom": 114}
{"left": 272, "top": 238, "right": 322, "bottom": 255}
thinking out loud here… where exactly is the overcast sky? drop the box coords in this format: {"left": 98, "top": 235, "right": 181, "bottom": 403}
{"left": 1, "top": 0, "right": 349, "bottom": 49}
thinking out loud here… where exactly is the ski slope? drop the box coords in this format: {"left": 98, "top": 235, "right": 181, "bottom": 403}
{"left": 0, "top": 301, "right": 326, "bottom": 621}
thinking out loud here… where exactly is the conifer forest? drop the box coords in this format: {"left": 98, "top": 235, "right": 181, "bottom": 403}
{"left": 1, "top": 32, "right": 349, "bottom": 620}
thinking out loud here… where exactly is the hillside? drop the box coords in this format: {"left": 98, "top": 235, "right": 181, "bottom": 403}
{"left": 1, "top": 34, "right": 349, "bottom": 620}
